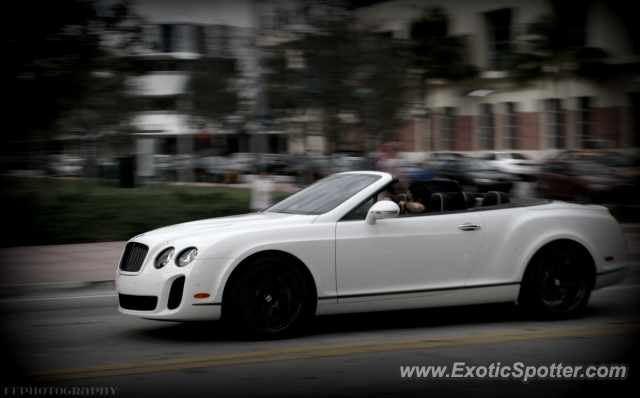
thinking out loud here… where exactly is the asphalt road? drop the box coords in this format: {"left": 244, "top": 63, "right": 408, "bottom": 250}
{"left": 1, "top": 266, "right": 638, "bottom": 398}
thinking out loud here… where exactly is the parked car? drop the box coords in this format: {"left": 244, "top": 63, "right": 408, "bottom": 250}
{"left": 482, "top": 152, "right": 540, "bottom": 181}
{"left": 228, "top": 153, "right": 259, "bottom": 174}
{"left": 97, "top": 158, "right": 119, "bottom": 180}
{"left": 117, "top": 172, "right": 628, "bottom": 338}
{"left": 49, "top": 156, "right": 85, "bottom": 177}
{"left": 194, "top": 156, "right": 229, "bottom": 183}
{"left": 153, "top": 155, "right": 175, "bottom": 181}
{"left": 283, "top": 154, "right": 316, "bottom": 186}
{"left": 398, "top": 161, "right": 435, "bottom": 183}
{"left": 556, "top": 150, "right": 640, "bottom": 187}
{"left": 432, "top": 158, "right": 515, "bottom": 193}
{"left": 535, "top": 160, "right": 635, "bottom": 204}
{"left": 425, "top": 152, "right": 468, "bottom": 169}
{"left": 256, "top": 153, "right": 290, "bottom": 175}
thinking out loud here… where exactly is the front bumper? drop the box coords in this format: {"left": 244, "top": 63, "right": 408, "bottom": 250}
{"left": 116, "top": 257, "right": 234, "bottom": 321}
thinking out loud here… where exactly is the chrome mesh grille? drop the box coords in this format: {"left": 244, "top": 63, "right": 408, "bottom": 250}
{"left": 119, "top": 242, "right": 149, "bottom": 272}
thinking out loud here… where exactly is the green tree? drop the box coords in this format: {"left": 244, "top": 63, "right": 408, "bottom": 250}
{"left": 186, "top": 25, "right": 244, "bottom": 132}
{"left": 187, "top": 57, "right": 242, "bottom": 130}
{"left": 404, "top": 7, "right": 478, "bottom": 82}
{"left": 265, "top": 1, "right": 410, "bottom": 154}
{"left": 506, "top": 13, "right": 611, "bottom": 84}
{"left": 5, "top": 0, "right": 146, "bottom": 157}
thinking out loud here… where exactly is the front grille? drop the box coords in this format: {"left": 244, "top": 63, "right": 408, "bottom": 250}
{"left": 119, "top": 242, "right": 149, "bottom": 272}
{"left": 168, "top": 276, "right": 186, "bottom": 310}
{"left": 119, "top": 294, "right": 157, "bottom": 311}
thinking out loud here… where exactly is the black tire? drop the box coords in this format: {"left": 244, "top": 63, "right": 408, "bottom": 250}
{"left": 229, "top": 256, "right": 312, "bottom": 339}
{"left": 519, "top": 243, "right": 593, "bottom": 319}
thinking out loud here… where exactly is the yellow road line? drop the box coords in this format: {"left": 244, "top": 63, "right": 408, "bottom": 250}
{"left": 27, "top": 323, "right": 623, "bottom": 377}
{"left": 30, "top": 323, "right": 639, "bottom": 382}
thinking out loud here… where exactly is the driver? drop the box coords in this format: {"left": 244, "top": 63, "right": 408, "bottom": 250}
{"left": 398, "top": 182, "right": 434, "bottom": 214}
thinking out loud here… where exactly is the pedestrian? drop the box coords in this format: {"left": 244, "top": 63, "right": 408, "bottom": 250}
{"left": 251, "top": 166, "right": 276, "bottom": 212}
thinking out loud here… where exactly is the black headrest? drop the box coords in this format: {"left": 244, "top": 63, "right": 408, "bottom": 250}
{"left": 449, "top": 192, "right": 468, "bottom": 211}
{"left": 431, "top": 193, "right": 450, "bottom": 212}
{"left": 462, "top": 191, "right": 478, "bottom": 208}
{"left": 481, "top": 191, "right": 510, "bottom": 207}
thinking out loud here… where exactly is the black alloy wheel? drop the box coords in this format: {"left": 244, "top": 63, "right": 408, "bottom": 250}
{"left": 520, "top": 243, "right": 593, "bottom": 319}
{"left": 230, "top": 257, "right": 310, "bottom": 338}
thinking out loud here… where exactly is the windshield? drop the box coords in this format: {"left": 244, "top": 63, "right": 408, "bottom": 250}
{"left": 266, "top": 174, "right": 382, "bottom": 215}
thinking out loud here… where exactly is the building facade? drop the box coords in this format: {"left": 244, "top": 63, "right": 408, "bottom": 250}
{"left": 355, "top": 0, "right": 640, "bottom": 159}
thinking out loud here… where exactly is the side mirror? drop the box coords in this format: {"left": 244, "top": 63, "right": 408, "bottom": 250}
{"left": 365, "top": 201, "right": 400, "bottom": 225}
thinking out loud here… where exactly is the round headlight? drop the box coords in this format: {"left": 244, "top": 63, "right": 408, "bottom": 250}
{"left": 176, "top": 248, "right": 198, "bottom": 267}
{"left": 155, "top": 247, "right": 175, "bottom": 269}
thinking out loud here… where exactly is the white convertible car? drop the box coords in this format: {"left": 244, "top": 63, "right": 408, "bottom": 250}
{"left": 116, "top": 171, "right": 629, "bottom": 337}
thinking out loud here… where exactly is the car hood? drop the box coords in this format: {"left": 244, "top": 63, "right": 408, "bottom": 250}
{"left": 139, "top": 212, "right": 315, "bottom": 244}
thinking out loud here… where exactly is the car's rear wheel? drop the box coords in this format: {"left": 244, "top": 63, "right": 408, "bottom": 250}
{"left": 229, "top": 256, "right": 311, "bottom": 339}
{"left": 519, "top": 243, "right": 593, "bottom": 319}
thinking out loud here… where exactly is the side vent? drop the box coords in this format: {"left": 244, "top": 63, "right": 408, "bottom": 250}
{"left": 168, "top": 276, "right": 186, "bottom": 310}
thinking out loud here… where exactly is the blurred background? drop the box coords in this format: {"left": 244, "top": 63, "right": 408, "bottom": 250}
{"left": 3, "top": 0, "right": 640, "bottom": 247}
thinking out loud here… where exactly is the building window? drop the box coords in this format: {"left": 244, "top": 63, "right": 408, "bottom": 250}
{"left": 160, "top": 25, "right": 173, "bottom": 52}
{"left": 158, "top": 24, "right": 202, "bottom": 53}
{"left": 545, "top": 99, "right": 565, "bottom": 149}
{"left": 577, "top": 97, "right": 592, "bottom": 149}
{"left": 479, "top": 103, "right": 494, "bottom": 150}
{"left": 140, "top": 97, "right": 176, "bottom": 112}
{"left": 504, "top": 102, "right": 517, "bottom": 149}
{"left": 485, "top": 9, "right": 511, "bottom": 70}
{"left": 442, "top": 107, "right": 456, "bottom": 151}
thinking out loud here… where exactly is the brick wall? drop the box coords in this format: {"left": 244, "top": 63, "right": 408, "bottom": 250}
{"left": 592, "top": 107, "right": 622, "bottom": 147}
{"left": 517, "top": 112, "right": 540, "bottom": 150}
{"left": 454, "top": 116, "right": 474, "bottom": 151}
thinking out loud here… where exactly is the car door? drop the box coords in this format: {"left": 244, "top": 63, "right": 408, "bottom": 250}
{"left": 335, "top": 210, "right": 485, "bottom": 302}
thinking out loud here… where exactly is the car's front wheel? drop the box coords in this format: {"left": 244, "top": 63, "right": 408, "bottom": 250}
{"left": 519, "top": 243, "right": 593, "bottom": 319}
{"left": 229, "top": 256, "right": 312, "bottom": 339}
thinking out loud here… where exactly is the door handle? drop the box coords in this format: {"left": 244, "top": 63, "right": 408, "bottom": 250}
{"left": 458, "top": 223, "right": 481, "bottom": 231}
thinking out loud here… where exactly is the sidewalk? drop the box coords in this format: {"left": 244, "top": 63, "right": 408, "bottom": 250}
{"left": 1, "top": 225, "right": 638, "bottom": 290}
